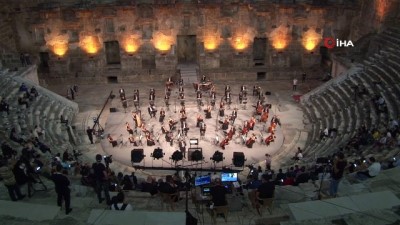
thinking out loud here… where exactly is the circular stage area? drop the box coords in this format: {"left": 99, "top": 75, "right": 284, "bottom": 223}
{"left": 100, "top": 85, "right": 284, "bottom": 172}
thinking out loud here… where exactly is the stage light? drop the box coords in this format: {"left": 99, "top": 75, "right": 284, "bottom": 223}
{"left": 171, "top": 150, "right": 183, "bottom": 162}
{"left": 151, "top": 147, "right": 164, "bottom": 160}
{"left": 233, "top": 152, "right": 246, "bottom": 167}
{"left": 190, "top": 149, "right": 204, "bottom": 162}
{"left": 302, "top": 28, "right": 322, "bottom": 51}
{"left": 131, "top": 149, "right": 145, "bottom": 163}
{"left": 80, "top": 36, "right": 101, "bottom": 55}
{"left": 211, "top": 150, "right": 224, "bottom": 163}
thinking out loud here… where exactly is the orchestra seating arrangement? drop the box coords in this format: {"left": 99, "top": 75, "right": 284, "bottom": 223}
{"left": 300, "top": 25, "right": 400, "bottom": 163}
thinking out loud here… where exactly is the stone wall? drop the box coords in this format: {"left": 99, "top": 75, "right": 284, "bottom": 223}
{"left": 8, "top": 1, "right": 366, "bottom": 83}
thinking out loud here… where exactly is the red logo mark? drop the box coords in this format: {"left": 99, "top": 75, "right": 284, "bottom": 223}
{"left": 324, "top": 37, "right": 335, "bottom": 49}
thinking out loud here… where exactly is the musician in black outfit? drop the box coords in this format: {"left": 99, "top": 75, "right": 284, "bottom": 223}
{"left": 179, "top": 139, "right": 187, "bottom": 158}
{"left": 159, "top": 108, "right": 165, "bottom": 123}
{"left": 51, "top": 164, "right": 72, "bottom": 214}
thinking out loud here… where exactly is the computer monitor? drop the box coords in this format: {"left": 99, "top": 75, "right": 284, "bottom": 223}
{"left": 202, "top": 186, "right": 211, "bottom": 196}
{"left": 195, "top": 175, "right": 211, "bottom": 186}
{"left": 221, "top": 172, "right": 238, "bottom": 182}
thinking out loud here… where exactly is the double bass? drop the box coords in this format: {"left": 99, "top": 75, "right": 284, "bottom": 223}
{"left": 265, "top": 134, "right": 275, "bottom": 146}
{"left": 245, "top": 134, "right": 257, "bottom": 148}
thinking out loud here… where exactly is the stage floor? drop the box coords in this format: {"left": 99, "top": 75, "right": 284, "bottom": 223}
{"left": 100, "top": 84, "right": 284, "bottom": 172}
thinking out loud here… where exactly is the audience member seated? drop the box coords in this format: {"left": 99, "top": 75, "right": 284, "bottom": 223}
{"left": 141, "top": 176, "right": 158, "bottom": 196}
{"left": 110, "top": 191, "right": 133, "bottom": 211}
{"left": 19, "top": 83, "right": 28, "bottom": 92}
{"left": 60, "top": 115, "right": 69, "bottom": 125}
{"left": 0, "top": 99, "right": 9, "bottom": 114}
{"left": 275, "top": 169, "right": 286, "bottom": 185}
{"left": 256, "top": 174, "right": 275, "bottom": 201}
{"left": 356, "top": 157, "right": 381, "bottom": 180}
{"left": 33, "top": 125, "right": 45, "bottom": 140}
{"left": 18, "top": 96, "right": 29, "bottom": 108}
{"left": 1, "top": 142, "right": 17, "bottom": 159}
{"left": 210, "top": 178, "right": 227, "bottom": 207}
{"left": 10, "top": 128, "right": 24, "bottom": 144}
{"left": 293, "top": 147, "right": 303, "bottom": 161}
{"left": 30, "top": 86, "right": 39, "bottom": 98}
{"left": 121, "top": 175, "right": 134, "bottom": 190}
{"left": 159, "top": 175, "right": 179, "bottom": 202}
{"left": 294, "top": 166, "right": 310, "bottom": 185}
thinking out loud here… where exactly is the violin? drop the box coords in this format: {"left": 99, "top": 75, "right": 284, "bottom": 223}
{"left": 256, "top": 104, "right": 263, "bottom": 115}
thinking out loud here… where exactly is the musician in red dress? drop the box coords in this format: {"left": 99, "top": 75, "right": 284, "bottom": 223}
{"left": 245, "top": 133, "right": 257, "bottom": 148}
{"left": 248, "top": 116, "right": 256, "bottom": 130}
{"left": 265, "top": 134, "right": 275, "bottom": 146}
{"left": 220, "top": 138, "right": 229, "bottom": 150}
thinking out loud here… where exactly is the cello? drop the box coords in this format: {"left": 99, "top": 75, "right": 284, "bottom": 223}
{"left": 245, "top": 134, "right": 257, "bottom": 148}
{"left": 260, "top": 110, "right": 269, "bottom": 123}
{"left": 220, "top": 138, "right": 229, "bottom": 150}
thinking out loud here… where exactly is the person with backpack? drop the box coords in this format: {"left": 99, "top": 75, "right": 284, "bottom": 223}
{"left": 110, "top": 192, "right": 132, "bottom": 211}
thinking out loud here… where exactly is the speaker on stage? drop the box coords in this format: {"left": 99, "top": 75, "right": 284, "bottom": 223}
{"left": 189, "top": 148, "right": 203, "bottom": 161}
{"left": 110, "top": 107, "right": 117, "bottom": 113}
{"left": 131, "top": 149, "right": 145, "bottom": 163}
{"left": 233, "top": 152, "right": 245, "bottom": 167}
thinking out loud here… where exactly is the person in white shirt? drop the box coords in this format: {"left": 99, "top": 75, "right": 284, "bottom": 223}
{"left": 292, "top": 78, "right": 298, "bottom": 91}
{"left": 111, "top": 192, "right": 133, "bottom": 211}
{"left": 356, "top": 157, "right": 381, "bottom": 180}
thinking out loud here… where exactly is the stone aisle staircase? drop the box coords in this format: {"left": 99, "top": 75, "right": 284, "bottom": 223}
{"left": 177, "top": 64, "right": 198, "bottom": 85}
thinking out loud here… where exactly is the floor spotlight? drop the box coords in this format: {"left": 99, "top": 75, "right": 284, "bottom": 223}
{"left": 171, "top": 150, "right": 183, "bottom": 163}
{"left": 151, "top": 147, "right": 164, "bottom": 160}
{"left": 211, "top": 150, "right": 224, "bottom": 163}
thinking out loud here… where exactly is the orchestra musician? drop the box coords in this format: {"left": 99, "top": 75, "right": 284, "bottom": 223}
{"left": 146, "top": 132, "right": 155, "bottom": 146}
{"left": 132, "top": 111, "right": 142, "bottom": 128}
{"left": 107, "top": 134, "right": 118, "bottom": 147}
{"left": 161, "top": 124, "right": 168, "bottom": 134}
{"left": 159, "top": 108, "right": 166, "bottom": 123}
{"left": 180, "top": 110, "right": 187, "bottom": 122}
{"left": 227, "top": 126, "right": 235, "bottom": 140}
{"left": 121, "top": 95, "right": 128, "bottom": 112}
{"left": 239, "top": 91, "right": 243, "bottom": 104}
{"left": 196, "top": 114, "right": 204, "bottom": 127}
{"left": 260, "top": 106, "right": 269, "bottom": 123}
{"left": 226, "top": 92, "right": 231, "bottom": 105}
{"left": 179, "top": 92, "right": 185, "bottom": 106}
{"left": 180, "top": 106, "right": 186, "bottom": 114}
{"left": 219, "top": 101, "right": 225, "bottom": 117}
{"left": 241, "top": 85, "right": 247, "bottom": 95}
{"left": 133, "top": 92, "right": 139, "bottom": 108}
{"left": 197, "top": 92, "right": 202, "bottom": 105}
{"left": 181, "top": 121, "right": 189, "bottom": 136}
{"left": 179, "top": 78, "right": 183, "bottom": 86}
{"left": 129, "top": 135, "right": 139, "bottom": 146}
{"left": 179, "top": 139, "right": 187, "bottom": 158}
{"left": 119, "top": 88, "right": 125, "bottom": 99}
{"left": 149, "top": 88, "right": 155, "bottom": 101}
{"left": 201, "top": 74, "right": 206, "bottom": 83}
{"left": 179, "top": 85, "right": 184, "bottom": 93}
{"left": 204, "top": 105, "right": 212, "bottom": 119}
{"left": 126, "top": 122, "right": 134, "bottom": 135}
{"left": 168, "top": 118, "right": 178, "bottom": 131}
{"left": 230, "top": 108, "right": 238, "bottom": 124}
{"left": 219, "top": 137, "right": 229, "bottom": 150}
{"left": 166, "top": 77, "right": 173, "bottom": 89}
{"left": 255, "top": 100, "right": 263, "bottom": 115}
{"left": 200, "top": 122, "right": 206, "bottom": 138}
{"left": 271, "top": 115, "right": 281, "bottom": 127}
{"left": 242, "top": 121, "right": 249, "bottom": 136}
{"left": 165, "top": 131, "right": 174, "bottom": 146}
{"left": 245, "top": 133, "right": 257, "bottom": 148}
{"left": 164, "top": 94, "right": 169, "bottom": 107}
{"left": 248, "top": 116, "right": 256, "bottom": 130}
{"left": 210, "top": 92, "right": 216, "bottom": 107}
{"left": 265, "top": 134, "right": 275, "bottom": 146}
{"left": 148, "top": 104, "right": 157, "bottom": 118}
{"left": 225, "top": 85, "right": 230, "bottom": 96}
{"left": 268, "top": 122, "right": 277, "bottom": 135}
{"left": 220, "top": 116, "right": 229, "bottom": 130}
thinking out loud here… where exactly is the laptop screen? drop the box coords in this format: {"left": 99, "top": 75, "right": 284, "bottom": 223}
{"left": 221, "top": 172, "right": 238, "bottom": 182}
{"left": 195, "top": 175, "right": 211, "bottom": 186}
{"left": 202, "top": 187, "right": 211, "bottom": 196}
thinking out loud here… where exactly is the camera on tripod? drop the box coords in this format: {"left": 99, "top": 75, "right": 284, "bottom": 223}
{"left": 104, "top": 155, "right": 113, "bottom": 167}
